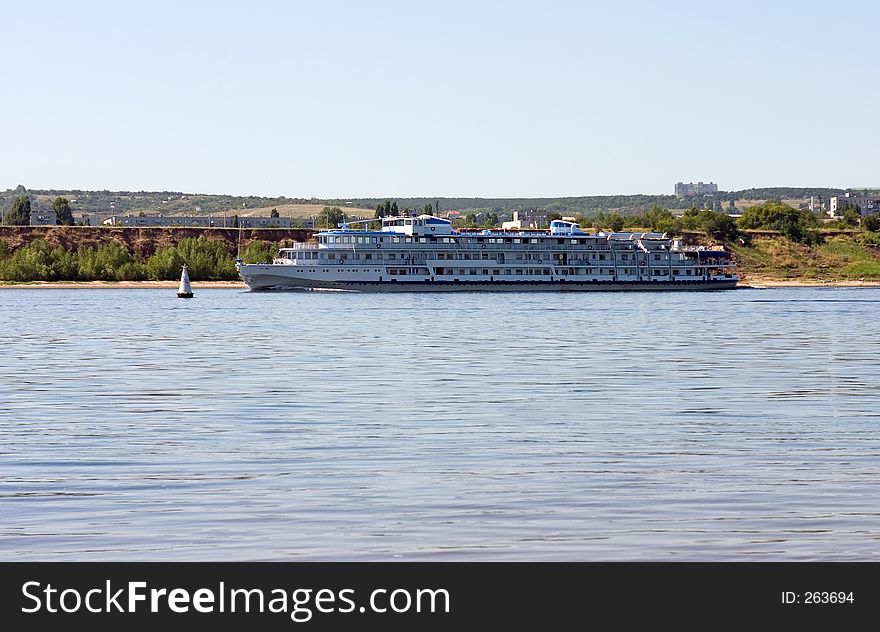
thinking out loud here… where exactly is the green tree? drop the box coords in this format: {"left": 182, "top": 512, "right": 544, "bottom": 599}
{"left": 737, "top": 202, "right": 821, "bottom": 244}
{"left": 176, "top": 237, "right": 237, "bottom": 280}
{"left": 644, "top": 205, "right": 675, "bottom": 231}
{"left": 391, "top": 201, "right": 399, "bottom": 216}
{"left": 606, "top": 213, "right": 625, "bottom": 232}
{"left": 318, "top": 206, "right": 344, "bottom": 228}
{"left": 146, "top": 246, "right": 185, "bottom": 280}
{"left": 231, "top": 214, "right": 239, "bottom": 228}
{"left": 52, "top": 197, "right": 75, "bottom": 225}
{"left": 239, "top": 240, "right": 277, "bottom": 264}
{"left": 3, "top": 195, "right": 31, "bottom": 225}
{"left": 698, "top": 211, "right": 739, "bottom": 241}
{"left": 424, "top": 203, "right": 433, "bottom": 214}
{"left": 270, "top": 208, "right": 279, "bottom": 218}
{"left": 861, "top": 214, "right": 880, "bottom": 232}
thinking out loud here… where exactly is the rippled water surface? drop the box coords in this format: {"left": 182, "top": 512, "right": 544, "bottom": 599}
{"left": 1, "top": 287, "right": 879, "bottom": 560}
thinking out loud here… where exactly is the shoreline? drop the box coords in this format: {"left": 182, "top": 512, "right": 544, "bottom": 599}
{"left": 3, "top": 278, "right": 880, "bottom": 289}
{"left": 0, "top": 281, "right": 247, "bottom": 289}
{"left": 740, "top": 277, "right": 880, "bottom": 288}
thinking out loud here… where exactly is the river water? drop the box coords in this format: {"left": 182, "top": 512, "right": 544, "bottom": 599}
{"left": 1, "top": 287, "right": 878, "bottom": 560}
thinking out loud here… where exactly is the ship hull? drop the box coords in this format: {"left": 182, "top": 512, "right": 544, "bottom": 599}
{"left": 238, "top": 267, "right": 738, "bottom": 292}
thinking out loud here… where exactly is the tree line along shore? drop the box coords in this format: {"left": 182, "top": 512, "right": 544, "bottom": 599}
{"left": 2, "top": 203, "right": 880, "bottom": 283}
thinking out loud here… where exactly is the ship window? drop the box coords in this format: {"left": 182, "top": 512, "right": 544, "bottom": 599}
{"left": 513, "top": 238, "right": 521, "bottom": 244}
{"left": 493, "top": 269, "right": 500, "bottom": 275}
{"left": 482, "top": 269, "right": 489, "bottom": 275}
{"left": 365, "top": 253, "right": 372, "bottom": 260}
{"left": 328, "top": 253, "right": 336, "bottom": 259}
{"left": 392, "top": 237, "right": 400, "bottom": 243}
{"left": 405, "top": 237, "right": 412, "bottom": 243}
{"left": 388, "top": 253, "right": 396, "bottom": 259}
{"left": 516, "top": 269, "right": 523, "bottom": 275}
{"left": 543, "top": 269, "right": 550, "bottom": 275}
{"left": 599, "top": 254, "right": 606, "bottom": 260}
{"left": 571, "top": 239, "right": 578, "bottom": 244}
{"left": 469, "top": 269, "right": 477, "bottom": 275}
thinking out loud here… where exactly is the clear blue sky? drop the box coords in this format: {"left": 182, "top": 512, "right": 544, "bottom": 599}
{"left": 2, "top": 1, "right": 877, "bottom": 198}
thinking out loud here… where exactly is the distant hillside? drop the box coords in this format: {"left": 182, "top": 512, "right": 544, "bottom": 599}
{"left": 1, "top": 185, "right": 862, "bottom": 223}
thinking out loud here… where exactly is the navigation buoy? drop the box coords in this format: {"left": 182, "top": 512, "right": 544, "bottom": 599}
{"left": 177, "top": 264, "right": 194, "bottom": 298}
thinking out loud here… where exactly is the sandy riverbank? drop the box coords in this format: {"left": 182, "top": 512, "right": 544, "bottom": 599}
{"left": 740, "top": 277, "right": 880, "bottom": 288}
{"left": 0, "top": 281, "right": 247, "bottom": 289}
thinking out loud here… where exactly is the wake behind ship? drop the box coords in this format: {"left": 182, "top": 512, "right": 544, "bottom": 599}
{"left": 236, "top": 215, "right": 738, "bottom": 292}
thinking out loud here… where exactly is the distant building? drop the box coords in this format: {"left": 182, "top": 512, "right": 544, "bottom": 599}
{"left": 675, "top": 182, "right": 719, "bottom": 197}
{"left": 29, "top": 209, "right": 57, "bottom": 225}
{"left": 502, "top": 209, "right": 549, "bottom": 230}
{"left": 103, "top": 215, "right": 292, "bottom": 228}
{"left": 828, "top": 193, "right": 880, "bottom": 218}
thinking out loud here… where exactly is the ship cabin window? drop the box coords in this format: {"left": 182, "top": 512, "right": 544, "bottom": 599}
{"left": 405, "top": 237, "right": 412, "bottom": 243}
{"left": 365, "top": 253, "right": 372, "bottom": 260}
{"left": 388, "top": 253, "right": 396, "bottom": 259}
{"left": 482, "top": 269, "right": 489, "bottom": 275}
{"left": 513, "top": 238, "right": 521, "bottom": 244}
{"left": 570, "top": 239, "right": 578, "bottom": 245}
{"left": 328, "top": 253, "right": 336, "bottom": 259}
{"left": 493, "top": 269, "right": 500, "bottom": 275}
{"left": 392, "top": 237, "right": 401, "bottom": 243}
{"left": 598, "top": 254, "right": 606, "bottom": 260}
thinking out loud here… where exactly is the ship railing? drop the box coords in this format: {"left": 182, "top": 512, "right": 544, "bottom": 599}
{"left": 282, "top": 243, "right": 320, "bottom": 250}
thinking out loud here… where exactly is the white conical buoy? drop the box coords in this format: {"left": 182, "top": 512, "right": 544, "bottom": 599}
{"left": 177, "top": 264, "right": 194, "bottom": 298}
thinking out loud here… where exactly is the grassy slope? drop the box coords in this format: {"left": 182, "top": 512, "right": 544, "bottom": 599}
{"left": 730, "top": 234, "right": 880, "bottom": 281}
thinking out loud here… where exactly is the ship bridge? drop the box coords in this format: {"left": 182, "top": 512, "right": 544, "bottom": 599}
{"left": 381, "top": 215, "right": 453, "bottom": 236}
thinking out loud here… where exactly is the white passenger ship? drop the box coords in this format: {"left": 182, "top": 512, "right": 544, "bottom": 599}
{"left": 236, "top": 215, "right": 738, "bottom": 291}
